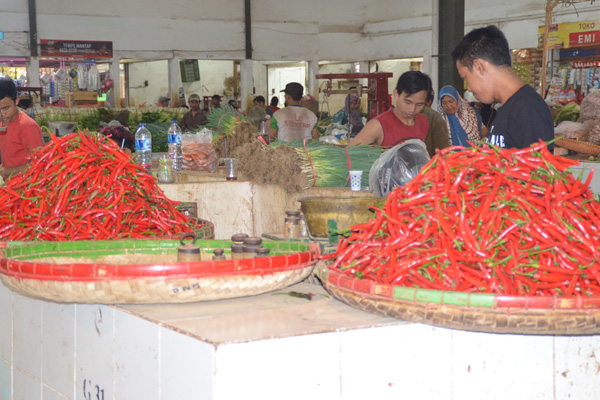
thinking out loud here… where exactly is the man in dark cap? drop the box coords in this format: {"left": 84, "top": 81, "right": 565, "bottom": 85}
{"left": 210, "top": 94, "right": 222, "bottom": 110}
{"left": 180, "top": 94, "right": 208, "bottom": 131}
{"left": 158, "top": 95, "right": 170, "bottom": 107}
{"left": 269, "top": 82, "right": 318, "bottom": 142}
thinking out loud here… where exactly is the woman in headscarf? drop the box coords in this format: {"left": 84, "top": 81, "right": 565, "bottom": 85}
{"left": 332, "top": 93, "right": 364, "bottom": 137}
{"left": 437, "top": 85, "right": 486, "bottom": 146}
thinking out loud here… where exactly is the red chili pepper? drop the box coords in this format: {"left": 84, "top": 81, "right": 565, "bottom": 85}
{"left": 330, "top": 140, "right": 600, "bottom": 297}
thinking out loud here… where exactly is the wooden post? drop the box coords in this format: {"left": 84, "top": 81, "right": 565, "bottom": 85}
{"left": 541, "top": 0, "right": 559, "bottom": 98}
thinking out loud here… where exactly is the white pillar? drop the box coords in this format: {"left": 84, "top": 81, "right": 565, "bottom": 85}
{"left": 25, "top": 57, "right": 41, "bottom": 107}
{"left": 109, "top": 57, "right": 121, "bottom": 108}
{"left": 168, "top": 57, "right": 182, "bottom": 107}
{"left": 430, "top": 0, "right": 440, "bottom": 108}
{"left": 240, "top": 59, "right": 254, "bottom": 111}
{"left": 307, "top": 60, "right": 319, "bottom": 98}
{"left": 26, "top": 57, "right": 40, "bottom": 87}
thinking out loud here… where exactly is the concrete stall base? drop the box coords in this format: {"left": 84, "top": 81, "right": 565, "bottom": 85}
{"left": 1, "top": 279, "right": 599, "bottom": 400}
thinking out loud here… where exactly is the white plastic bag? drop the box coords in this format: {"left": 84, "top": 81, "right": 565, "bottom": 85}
{"left": 369, "top": 139, "right": 430, "bottom": 197}
{"left": 554, "top": 121, "right": 585, "bottom": 140}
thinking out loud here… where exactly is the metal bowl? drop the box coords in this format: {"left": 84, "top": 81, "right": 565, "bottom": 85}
{"left": 299, "top": 196, "right": 385, "bottom": 238}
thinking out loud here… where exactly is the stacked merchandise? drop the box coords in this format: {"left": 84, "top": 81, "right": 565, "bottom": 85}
{"left": 513, "top": 49, "right": 542, "bottom": 91}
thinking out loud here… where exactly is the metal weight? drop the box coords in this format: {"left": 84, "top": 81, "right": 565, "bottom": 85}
{"left": 177, "top": 231, "right": 201, "bottom": 262}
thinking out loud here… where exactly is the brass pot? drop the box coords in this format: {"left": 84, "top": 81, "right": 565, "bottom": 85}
{"left": 299, "top": 196, "right": 386, "bottom": 238}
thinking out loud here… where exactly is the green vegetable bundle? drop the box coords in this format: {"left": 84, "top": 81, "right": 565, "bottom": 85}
{"left": 206, "top": 108, "right": 246, "bottom": 136}
{"left": 289, "top": 141, "right": 384, "bottom": 187}
{"left": 144, "top": 122, "right": 171, "bottom": 152}
{"left": 554, "top": 102, "right": 580, "bottom": 124}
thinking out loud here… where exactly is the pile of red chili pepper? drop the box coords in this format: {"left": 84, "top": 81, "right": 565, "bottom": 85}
{"left": 0, "top": 132, "right": 195, "bottom": 241}
{"left": 329, "top": 141, "right": 600, "bottom": 297}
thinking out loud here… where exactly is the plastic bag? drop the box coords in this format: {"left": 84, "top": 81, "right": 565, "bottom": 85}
{"left": 181, "top": 131, "right": 218, "bottom": 172}
{"left": 368, "top": 139, "right": 430, "bottom": 197}
{"left": 580, "top": 89, "right": 600, "bottom": 122}
{"left": 319, "top": 135, "right": 342, "bottom": 145}
{"left": 554, "top": 121, "right": 586, "bottom": 140}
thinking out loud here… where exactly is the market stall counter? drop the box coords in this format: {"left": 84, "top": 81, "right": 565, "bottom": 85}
{"left": 1, "top": 277, "right": 599, "bottom": 400}
{"left": 157, "top": 173, "right": 379, "bottom": 240}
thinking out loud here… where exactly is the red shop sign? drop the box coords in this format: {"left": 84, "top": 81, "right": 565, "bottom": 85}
{"left": 569, "top": 31, "right": 600, "bottom": 47}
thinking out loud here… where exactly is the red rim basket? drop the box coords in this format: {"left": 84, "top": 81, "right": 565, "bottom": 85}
{"left": 316, "top": 262, "right": 600, "bottom": 335}
{"left": 0, "top": 239, "right": 319, "bottom": 304}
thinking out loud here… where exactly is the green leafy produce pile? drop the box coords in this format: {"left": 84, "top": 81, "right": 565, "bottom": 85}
{"left": 144, "top": 123, "right": 171, "bottom": 152}
{"left": 554, "top": 102, "right": 580, "bottom": 124}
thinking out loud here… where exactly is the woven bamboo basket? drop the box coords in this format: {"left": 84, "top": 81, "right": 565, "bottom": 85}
{"left": 316, "top": 263, "right": 600, "bottom": 335}
{"left": 0, "top": 239, "right": 319, "bottom": 304}
{"left": 555, "top": 137, "right": 600, "bottom": 156}
{"left": 156, "top": 218, "right": 215, "bottom": 240}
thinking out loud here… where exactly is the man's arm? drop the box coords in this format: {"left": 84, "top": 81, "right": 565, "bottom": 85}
{"left": 269, "top": 115, "right": 279, "bottom": 141}
{"left": 348, "top": 119, "right": 384, "bottom": 146}
{"left": 311, "top": 128, "right": 319, "bottom": 140}
{"left": 0, "top": 163, "right": 29, "bottom": 179}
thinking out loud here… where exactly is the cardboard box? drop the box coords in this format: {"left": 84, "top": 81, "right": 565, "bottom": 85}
{"left": 66, "top": 91, "right": 98, "bottom": 107}
{"left": 301, "top": 100, "right": 319, "bottom": 115}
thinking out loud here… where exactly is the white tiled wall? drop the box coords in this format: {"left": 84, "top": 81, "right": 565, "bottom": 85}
{"left": 1, "top": 280, "right": 600, "bottom": 400}
{"left": 0, "top": 282, "right": 218, "bottom": 400}
{"left": 1, "top": 359, "right": 11, "bottom": 400}
{"left": 114, "top": 312, "right": 160, "bottom": 399}
{"left": 41, "top": 302, "right": 76, "bottom": 398}
{"left": 214, "top": 333, "right": 341, "bottom": 400}
{"left": 76, "top": 304, "right": 116, "bottom": 400}
{"left": 160, "top": 328, "right": 215, "bottom": 399}
{"left": 340, "top": 324, "right": 453, "bottom": 399}
{"left": 13, "top": 294, "right": 42, "bottom": 382}
{"left": 0, "top": 280, "right": 11, "bottom": 364}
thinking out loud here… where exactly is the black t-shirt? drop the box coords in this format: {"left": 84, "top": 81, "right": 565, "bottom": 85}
{"left": 486, "top": 85, "right": 554, "bottom": 150}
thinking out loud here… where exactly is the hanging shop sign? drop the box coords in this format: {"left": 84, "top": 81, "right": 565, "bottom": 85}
{"left": 538, "top": 20, "right": 600, "bottom": 50}
{"left": 40, "top": 40, "right": 113, "bottom": 58}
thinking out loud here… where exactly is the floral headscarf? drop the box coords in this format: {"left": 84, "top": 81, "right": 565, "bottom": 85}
{"left": 437, "top": 86, "right": 481, "bottom": 145}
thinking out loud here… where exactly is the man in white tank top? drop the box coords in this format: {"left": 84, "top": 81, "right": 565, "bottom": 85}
{"left": 270, "top": 82, "right": 318, "bottom": 142}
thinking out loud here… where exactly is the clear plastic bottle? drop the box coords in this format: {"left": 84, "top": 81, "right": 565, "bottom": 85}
{"left": 135, "top": 122, "right": 152, "bottom": 173}
{"left": 168, "top": 120, "right": 183, "bottom": 171}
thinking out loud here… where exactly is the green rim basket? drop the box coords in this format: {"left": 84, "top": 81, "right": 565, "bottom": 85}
{"left": 315, "top": 262, "right": 600, "bottom": 335}
{"left": 156, "top": 218, "right": 215, "bottom": 240}
{"left": 0, "top": 239, "right": 320, "bottom": 304}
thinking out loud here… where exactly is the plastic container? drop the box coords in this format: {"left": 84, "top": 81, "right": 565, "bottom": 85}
{"left": 168, "top": 120, "right": 183, "bottom": 171}
{"left": 298, "top": 214, "right": 308, "bottom": 238}
{"left": 157, "top": 155, "right": 174, "bottom": 183}
{"left": 135, "top": 123, "right": 152, "bottom": 173}
{"left": 224, "top": 158, "right": 238, "bottom": 181}
{"left": 284, "top": 217, "right": 300, "bottom": 239}
{"left": 349, "top": 170, "right": 363, "bottom": 191}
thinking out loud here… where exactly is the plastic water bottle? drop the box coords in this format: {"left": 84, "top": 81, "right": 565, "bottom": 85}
{"left": 167, "top": 120, "right": 183, "bottom": 171}
{"left": 135, "top": 123, "right": 152, "bottom": 173}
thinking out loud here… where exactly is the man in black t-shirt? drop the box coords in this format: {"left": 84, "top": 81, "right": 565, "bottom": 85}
{"left": 451, "top": 25, "right": 554, "bottom": 150}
